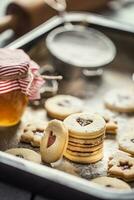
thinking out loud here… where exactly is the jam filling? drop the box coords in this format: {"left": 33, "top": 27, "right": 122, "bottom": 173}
{"left": 16, "top": 154, "right": 24, "bottom": 158}
{"left": 131, "top": 139, "right": 134, "bottom": 143}
{"left": 47, "top": 131, "right": 56, "bottom": 148}
{"left": 76, "top": 117, "right": 93, "bottom": 126}
{"left": 106, "top": 185, "right": 112, "bottom": 188}
{"left": 33, "top": 129, "right": 44, "bottom": 137}
{"left": 118, "top": 161, "right": 133, "bottom": 170}
{"left": 24, "top": 129, "right": 27, "bottom": 133}
{"left": 57, "top": 99, "right": 70, "bottom": 107}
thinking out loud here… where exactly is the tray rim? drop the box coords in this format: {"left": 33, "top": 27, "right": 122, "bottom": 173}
{"left": 0, "top": 151, "right": 133, "bottom": 200}
{"left": 2, "top": 12, "right": 134, "bottom": 199}
{"left": 6, "top": 11, "right": 134, "bottom": 49}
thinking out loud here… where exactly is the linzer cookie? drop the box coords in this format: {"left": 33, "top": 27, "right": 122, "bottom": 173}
{"left": 108, "top": 151, "right": 134, "bottom": 182}
{"left": 63, "top": 113, "right": 105, "bottom": 164}
{"left": 119, "top": 133, "right": 134, "bottom": 155}
{"left": 104, "top": 89, "right": 134, "bottom": 113}
{"left": 67, "top": 143, "right": 103, "bottom": 153}
{"left": 69, "top": 135, "right": 104, "bottom": 146}
{"left": 20, "top": 122, "right": 48, "bottom": 147}
{"left": 64, "top": 113, "right": 106, "bottom": 139}
{"left": 64, "top": 149, "right": 103, "bottom": 164}
{"left": 5, "top": 148, "right": 41, "bottom": 163}
{"left": 40, "top": 119, "right": 68, "bottom": 163}
{"left": 66, "top": 148, "right": 103, "bottom": 157}
{"left": 91, "top": 177, "right": 131, "bottom": 190}
{"left": 45, "top": 95, "right": 83, "bottom": 120}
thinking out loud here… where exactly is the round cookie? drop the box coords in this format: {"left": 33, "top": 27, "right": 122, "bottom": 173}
{"left": 91, "top": 177, "right": 131, "bottom": 190}
{"left": 64, "top": 149, "right": 103, "bottom": 164}
{"left": 66, "top": 148, "right": 103, "bottom": 157}
{"left": 45, "top": 95, "right": 83, "bottom": 120}
{"left": 94, "top": 110, "right": 118, "bottom": 134}
{"left": 104, "top": 89, "right": 134, "bottom": 113}
{"left": 108, "top": 151, "right": 134, "bottom": 182}
{"left": 40, "top": 119, "right": 68, "bottom": 163}
{"left": 68, "top": 141, "right": 102, "bottom": 148}
{"left": 119, "top": 134, "right": 134, "bottom": 155}
{"left": 64, "top": 113, "right": 106, "bottom": 139}
{"left": 67, "top": 143, "right": 103, "bottom": 152}
{"left": 5, "top": 148, "right": 41, "bottom": 163}
{"left": 69, "top": 135, "right": 104, "bottom": 146}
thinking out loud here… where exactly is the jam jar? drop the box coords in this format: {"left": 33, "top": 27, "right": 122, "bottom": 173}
{"left": 0, "top": 48, "right": 44, "bottom": 127}
{"left": 0, "top": 90, "right": 28, "bottom": 126}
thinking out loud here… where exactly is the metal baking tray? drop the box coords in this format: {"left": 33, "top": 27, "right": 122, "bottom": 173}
{"left": 1, "top": 12, "right": 134, "bottom": 200}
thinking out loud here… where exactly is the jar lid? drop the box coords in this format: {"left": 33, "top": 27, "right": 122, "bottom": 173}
{"left": 0, "top": 48, "right": 30, "bottom": 67}
{"left": 0, "top": 48, "right": 44, "bottom": 100}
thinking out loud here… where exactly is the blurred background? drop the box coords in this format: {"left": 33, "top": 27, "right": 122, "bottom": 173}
{"left": 0, "top": 0, "right": 134, "bottom": 47}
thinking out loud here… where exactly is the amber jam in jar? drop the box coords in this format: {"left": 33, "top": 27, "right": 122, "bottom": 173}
{"left": 0, "top": 48, "right": 44, "bottom": 127}
{"left": 0, "top": 90, "right": 28, "bottom": 127}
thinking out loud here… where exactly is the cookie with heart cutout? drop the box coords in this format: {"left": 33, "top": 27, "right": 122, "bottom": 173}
{"left": 64, "top": 113, "right": 106, "bottom": 139}
{"left": 40, "top": 119, "right": 68, "bottom": 163}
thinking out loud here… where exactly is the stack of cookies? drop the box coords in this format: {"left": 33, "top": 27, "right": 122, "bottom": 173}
{"left": 63, "top": 113, "right": 106, "bottom": 164}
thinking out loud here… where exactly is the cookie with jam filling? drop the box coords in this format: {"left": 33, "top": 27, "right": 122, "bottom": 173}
{"left": 45, "top": 95, "right": 83, "bottom": 120}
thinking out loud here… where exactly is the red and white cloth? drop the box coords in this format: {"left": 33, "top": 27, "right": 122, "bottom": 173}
{"left": 0, "top": 48, "right": 44, "bottom": 100}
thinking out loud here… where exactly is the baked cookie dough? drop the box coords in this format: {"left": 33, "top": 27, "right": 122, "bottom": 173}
{"left": 95, "top": 110, "right": 118, "bottom": 134}
{"left": 40, "top": 119, "right": 68, "bottom": 163}
{"left": 105, "top": 120, "right": 118, "bottom": 134}
{"left": 102, "top": 114, "right": 118, "bottom": 135}
{"left": 64, "top": 149, "right": 103, "bottom": 164}
{"left": 119, "top": 133, "right": 134, "bottom": 155}
{"left": 104, "top": 89, "right": 134, "bottom": 113}
{"left": 69, "top": 135, "right": 104, "bottom": 146}
{"left": 45, "top": 95, "right": 83, "bottom": 120}
{"left": 5, "top": 148, "right": 41, "bottom": 163}
{"left": 108, "top": 151, "right": 134, "bottom": 182}
{"left": 20, "top": 122, "right": 47, "bottom": 147}
{"left": 66, "top": 148, "right": 103, "bottom": 157}
{"left": 91, "top": 177, "right": 131, "bottom": 190}
{"left": 67, "top": 143, "right": 103, "bottom": 153}
{"left": 64, "top": 113, "right": 106, "bottom": 139}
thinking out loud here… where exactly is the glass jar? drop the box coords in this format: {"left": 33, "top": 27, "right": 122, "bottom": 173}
{"left": 0, "top": 48, "right": 44, "bottom": 127}
{"left": 0, "top": 90, "right": 28, "bottom": 127}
